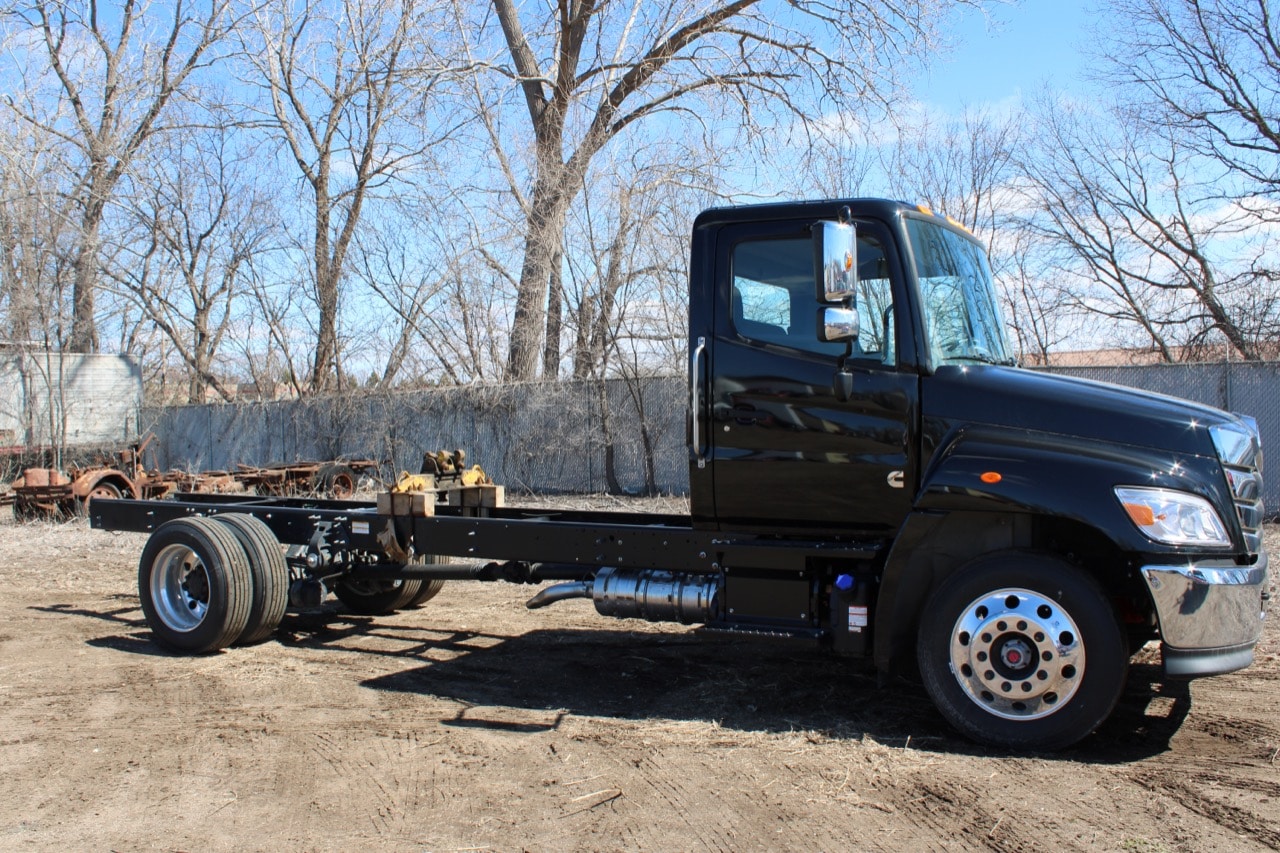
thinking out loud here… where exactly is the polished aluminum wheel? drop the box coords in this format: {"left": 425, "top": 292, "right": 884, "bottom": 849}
{"left": 149, "top": 543, "right": 211, "bottom": 633}
{"left": 948, "top": 587, "right": 1085, "bottom": 721}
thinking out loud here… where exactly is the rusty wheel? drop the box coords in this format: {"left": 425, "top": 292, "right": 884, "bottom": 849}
{"left": 77, "top": 480, "right": 123, "bottom": 517}
{"left": 314, "top": 463, "right": 357, "bottom": 499}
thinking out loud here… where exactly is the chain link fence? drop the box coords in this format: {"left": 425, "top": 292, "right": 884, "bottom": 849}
{"left": 1041, "top": 362, "right": 1280, "bottom": 515}
{"left": 141, "top": 362, "right": 1280, "bottom": 510}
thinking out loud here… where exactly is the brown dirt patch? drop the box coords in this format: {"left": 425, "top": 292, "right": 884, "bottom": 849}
{"left": 0, "top": 509, "right": 1277, "bottom": 851}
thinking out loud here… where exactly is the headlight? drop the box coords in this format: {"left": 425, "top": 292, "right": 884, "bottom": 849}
{"left": 1114, "top": 487, "right": 1231, "bottom": 547}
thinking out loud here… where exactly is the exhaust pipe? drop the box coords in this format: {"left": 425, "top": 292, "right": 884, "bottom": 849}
{"left": 525, "top": 567, "right": 720, "bottom": 624}
{"left": 525, "top": 581, "right": 592, "bottom": 609}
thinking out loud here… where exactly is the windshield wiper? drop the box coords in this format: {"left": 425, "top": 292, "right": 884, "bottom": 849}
{"left": 945, "top": 350, "right": 1016, "bottom": 367}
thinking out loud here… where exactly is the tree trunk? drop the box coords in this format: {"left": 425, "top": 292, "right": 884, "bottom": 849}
{"left": 68, "top": 197, "right": 107, "bottom": 351}
{"left": 543, "top": 248, "right": 563, "bottom": 378}
{"left": 507, "top": 175, "right": 567, "bottom": 381}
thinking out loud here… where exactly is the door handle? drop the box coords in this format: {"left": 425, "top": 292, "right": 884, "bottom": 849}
{"left": 691, "top": 336, "right": 706, "bottom": 469}
{"left": 714, "top": 403, "right": 769, "bottom": 424}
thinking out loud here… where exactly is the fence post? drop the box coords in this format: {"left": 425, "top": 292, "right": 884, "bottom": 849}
{"left": 1225, "top": 360, "right": 1234, "bottom": 412}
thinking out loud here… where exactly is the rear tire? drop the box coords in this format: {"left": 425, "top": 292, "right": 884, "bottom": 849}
{"left": 405, "top": 554, "right": 447, "bottom": 607}
{"left": 213, "top": 513, "right": 289, "bottom": 645}
{"left": 138, "top": 517, "right": 253, "bottom": 653}
{"left": 916, "top": 551, "right": 1128, "bottom": 751}
{"left": 332, "top": 577, "right": 424, "bottom": 615}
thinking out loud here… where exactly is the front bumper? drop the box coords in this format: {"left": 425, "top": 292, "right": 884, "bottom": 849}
{"left": 1141, "top": 548, "right": 1270, "bottom": 678}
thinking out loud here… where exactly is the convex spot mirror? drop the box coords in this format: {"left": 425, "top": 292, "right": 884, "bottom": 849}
{"left": 814, "top": 220, "right": 858, "bottom": 303}
{"left": 818, "top": 305, "right": 859, "bottom": 343}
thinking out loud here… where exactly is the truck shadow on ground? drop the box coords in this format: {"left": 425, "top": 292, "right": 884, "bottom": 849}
{"left": 276, "top": 607, "right": 1190, "bottom": 763}
{"left": 51, "top": 597, "right": 1191, "bottom": 760}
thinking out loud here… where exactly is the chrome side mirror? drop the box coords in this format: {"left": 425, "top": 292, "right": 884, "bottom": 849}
{"left": 814, "top": 220, "right": 858, "bottom": 303}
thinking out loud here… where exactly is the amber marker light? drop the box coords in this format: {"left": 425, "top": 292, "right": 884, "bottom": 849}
{"left": 980, "top": 471, "right": 1002, "bottom": 484}
{"left": 1123, "top": 503, "right": 1157, "bottom": 527}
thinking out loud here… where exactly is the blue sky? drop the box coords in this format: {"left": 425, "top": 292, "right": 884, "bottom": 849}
{"left": 914, "top": 3, "right": 1095, "bottom": 110}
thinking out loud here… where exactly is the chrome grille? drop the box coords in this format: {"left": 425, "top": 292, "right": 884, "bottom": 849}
{"left": 1211, "top": 419, "right": 1264, "bottom": 555}
{"left": 1224, "top": 465, "right": 1264, "bottom": 554}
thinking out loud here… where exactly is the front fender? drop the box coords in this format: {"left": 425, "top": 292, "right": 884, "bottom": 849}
{"left": 71, "top": 468, "right": 140, "bottom": 500}
{"left": 914, "top": 426, "right": 1234, "bottom": 554}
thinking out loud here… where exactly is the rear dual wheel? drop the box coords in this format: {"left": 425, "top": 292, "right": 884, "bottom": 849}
{"left": 406, "top": 553, "right": 447, "bottom": 608}
{"left": 138, "top": 517, "right": 253, "bottom": 653}
{"left": 214, "top": 514, "right": 289, "bottom": 646}
{"left": 916, "top": 552, "right": 1128, "bottom": 751}
{"left": 331, "top": 553, "right": 447, "bottom": 614}
{"left": 138, "top": 515, "right": 289, "bottom": 653}
{"left": 332, "top": 577, "right": 424, "bottom": 615}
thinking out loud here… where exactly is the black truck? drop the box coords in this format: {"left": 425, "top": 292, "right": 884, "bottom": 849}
{"left": 92, "top": 198, "right": 1270, "bottom": 750}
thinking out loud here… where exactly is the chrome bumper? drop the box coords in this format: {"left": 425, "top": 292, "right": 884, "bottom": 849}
{"left": 1141, "top": 548, "right": 1269, "bottom": 678}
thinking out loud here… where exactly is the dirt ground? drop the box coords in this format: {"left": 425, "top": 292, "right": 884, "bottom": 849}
{"left": 0, "top": 504, "right": 1278, "bottom": 853}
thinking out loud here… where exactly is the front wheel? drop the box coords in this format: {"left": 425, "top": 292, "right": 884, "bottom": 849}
{"left": 916, "top": 552, "right": 1128, "bottom": 751}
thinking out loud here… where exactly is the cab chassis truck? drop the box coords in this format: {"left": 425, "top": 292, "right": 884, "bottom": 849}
{"left": 92, "top": 198, "right": 1270, "bottom": 750}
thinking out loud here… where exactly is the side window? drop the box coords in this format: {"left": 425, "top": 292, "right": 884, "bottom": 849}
{"left": 731, "top": 237, "right": 845, "bottom": 357}
{"left": 852, "top": 237, "right": 895, "bottom": 364}
{"left": 730, "top": 232, "right": 896, "bottom": 363}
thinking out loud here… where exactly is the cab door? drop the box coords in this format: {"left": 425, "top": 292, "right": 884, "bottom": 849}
{"left": 707, "top": 218, "right": 919, "bottom": 534}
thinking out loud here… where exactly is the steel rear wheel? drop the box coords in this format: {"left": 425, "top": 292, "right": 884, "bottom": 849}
{"left": 138, "top": 517, "right": 252, "bottom": 653}
{"left": 917, "top": 552, "right": 1128, "bottom": 751}
{"left": 77, "top": 480, "right": 123, "bottom": 517}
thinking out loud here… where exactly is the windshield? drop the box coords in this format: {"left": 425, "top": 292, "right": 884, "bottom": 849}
{"left": 906, "top": 217, "right": 1012, "bottom": 366}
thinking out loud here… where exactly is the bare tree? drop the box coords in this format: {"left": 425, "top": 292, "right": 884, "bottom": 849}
{"left": 564, "top": 153, "right": 700, "bottom": 380}
{"left": 1100, "top": 0, "right": 1280, "bottom": 207}
{"left": 1019, "top": 95, "right": 1275, "bottom": 361}
{"left": 242, "top": 0, "right": 458, "bottom": 394}
{"left": 3, "top": 0, "right": 236, "bottom": 352}
{"left": 464, "top": 0, "right": 969, "bottom": 381}
{"left": 109, "top": 124, "right": 277, "bottom": 403}
{"left": 345, "top": 215, "right": 452, "bottom": 387}
{"left": 0, "top": 121, "right": 73, "bottom": 346}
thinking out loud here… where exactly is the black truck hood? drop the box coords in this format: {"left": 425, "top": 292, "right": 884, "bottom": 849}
{"left": 923, "top": 365, "right": 1235, "bottom": 457}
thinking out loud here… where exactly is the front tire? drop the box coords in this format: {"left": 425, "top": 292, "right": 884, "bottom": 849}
{"left": 137, "top": 517, "right": 252, "bottom": 653}
{"left": 916, "top": 552, "right": 1128, "bottom": 751}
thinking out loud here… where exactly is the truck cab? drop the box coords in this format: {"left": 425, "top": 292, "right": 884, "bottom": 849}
{"left": 689, "top": 199, "right": 1268, "bottom": 748}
